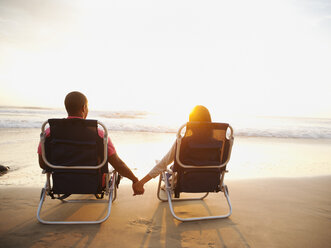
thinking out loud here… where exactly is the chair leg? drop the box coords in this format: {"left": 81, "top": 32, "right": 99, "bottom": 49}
{"left": 160, "top": 171, "right": 232, "bottom": 222}
{"left": 157, "top": 173, "right": 168, "bottom": 202}
{"left": 37, "top": 172, "right": 117, "bottom": 224}
{"left": 37, "top": 183, "right": 47, "bottom": 223}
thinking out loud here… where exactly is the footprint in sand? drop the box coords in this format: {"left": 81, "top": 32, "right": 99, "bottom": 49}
{"left": 130, "top": 218, "right": 152, "bottom": 225}
{"left": 129, "top": 218, "right": 161, "bottom": 233}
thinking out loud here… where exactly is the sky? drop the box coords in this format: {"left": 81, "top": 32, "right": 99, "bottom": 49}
{"left": 0, "top": 0, "right": 331, "bottom": 118}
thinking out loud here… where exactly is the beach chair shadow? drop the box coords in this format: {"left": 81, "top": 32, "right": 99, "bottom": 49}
{"left": 0, "top": 188, "right": 103, "bottom": 248}
{"left": 37, "top": 118, "right": 119, "bottom": 224}
{"left": 138, "top": 198, "right": 251, "bottom": 248}
{"left": 157, "top": 122, "right": 234, "bottom": 222}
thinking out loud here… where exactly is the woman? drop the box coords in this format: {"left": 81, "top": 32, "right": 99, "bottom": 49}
{"left": 133, "top": 105, "right": 212, "bottom": 194}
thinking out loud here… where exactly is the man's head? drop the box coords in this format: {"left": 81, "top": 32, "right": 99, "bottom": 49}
{"left": 64, "top": 91, "right": 88, "bottom": 118}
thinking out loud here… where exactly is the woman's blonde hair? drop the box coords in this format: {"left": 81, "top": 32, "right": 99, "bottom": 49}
{"left": 189, "top": 105, "right": 211, "bottom": 122}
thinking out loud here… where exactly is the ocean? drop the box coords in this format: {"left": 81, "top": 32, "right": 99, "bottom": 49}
{"left": 1, "top": 106, "right": 331, "bottom": 187}
{"left": 1, "top": 106, "right": 331, "bottom": 139}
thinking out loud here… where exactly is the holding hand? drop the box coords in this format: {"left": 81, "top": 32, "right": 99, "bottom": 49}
{"left": 132, "top": 174, "right": 152, "bottom": 196}
{"left": 132, "top": 181, "right": 144, "bottom": 195}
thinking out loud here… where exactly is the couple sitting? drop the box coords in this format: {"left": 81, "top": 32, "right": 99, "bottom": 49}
{"left": 37, "top": 91, "right": 213, "bottom": 196}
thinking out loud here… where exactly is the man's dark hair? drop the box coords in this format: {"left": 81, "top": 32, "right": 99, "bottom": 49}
{"left": 64, "top": 91, "right": 88, "bottom": 116}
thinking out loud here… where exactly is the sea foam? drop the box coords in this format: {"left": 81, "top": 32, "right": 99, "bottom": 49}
{"left": 1, "top": 106, "right": 331, "bottom": 139}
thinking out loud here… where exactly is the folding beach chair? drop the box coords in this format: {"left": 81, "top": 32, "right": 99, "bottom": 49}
{"left": 37, "top": 118, "right": 119, "bottom": 224}
{"left": 157, "top": 122, "right": 234, "bottom": 222}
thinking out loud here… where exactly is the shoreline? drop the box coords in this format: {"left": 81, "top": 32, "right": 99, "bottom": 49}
{"left": 1, "top": 128, "right": 331, "bottom": 186}
{"left": 0, "top": 176, "right": 330, "bottom": 247}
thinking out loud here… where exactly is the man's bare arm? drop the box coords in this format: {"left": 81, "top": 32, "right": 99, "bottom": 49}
{"left": 108, "top": 153, "right": 138, "bottom": 183}
{"left": 108, "top": 153, "right": 144, "bottom": 195}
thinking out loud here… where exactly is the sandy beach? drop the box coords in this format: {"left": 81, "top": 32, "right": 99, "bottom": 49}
{"left": 1, "top": 128, "right": 331, "bottom": 247}
{"left": 0, "top": 176, "right": 330, "bottom": 248}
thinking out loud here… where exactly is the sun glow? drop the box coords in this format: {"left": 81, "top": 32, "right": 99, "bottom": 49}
{"left": 0, "top": 0, "right": 330, "bottom": 118}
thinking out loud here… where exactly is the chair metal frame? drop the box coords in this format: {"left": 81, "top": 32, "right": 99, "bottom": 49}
{"left": 157, "top": 122, "right": 234, "bottom": 222}
{"left": 37, "top": 120, "right": 118, "bottom": 224}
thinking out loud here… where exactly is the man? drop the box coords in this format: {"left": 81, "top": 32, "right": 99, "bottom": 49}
{"left": 38, "top": 91, "right": 144, "bottom": 195}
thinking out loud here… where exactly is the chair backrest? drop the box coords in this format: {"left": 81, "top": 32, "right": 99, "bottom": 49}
{"left": 178, "top": 122, "right": 229, "bottom": 167}
{"left": 44, "top": 118, "right": 106, "bottom": 169}
{"left": 175, "top": 122, "right": 231, "bottom": 169}
{"left": 173, "top": 122, "right": 233, "bottom": 194}
{"left": 43, "top": 118, "right": 107, "bottom": 194}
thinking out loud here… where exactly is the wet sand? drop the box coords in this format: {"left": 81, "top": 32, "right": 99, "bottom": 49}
{"left": 1, "top": 128, "right": 331, "bottom": 187}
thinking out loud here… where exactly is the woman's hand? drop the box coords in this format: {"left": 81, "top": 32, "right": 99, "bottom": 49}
{"left": 132, "top": 181, "right": 145, "bottom": 195}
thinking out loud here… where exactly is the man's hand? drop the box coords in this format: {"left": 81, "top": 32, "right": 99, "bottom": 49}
{"left": 132, "top": 181, "right": 144, "bottom": 196}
